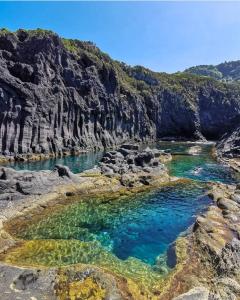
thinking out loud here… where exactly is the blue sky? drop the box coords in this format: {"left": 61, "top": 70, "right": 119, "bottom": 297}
{"left": 1, "top": 1, "right": 240, "bottom": 73}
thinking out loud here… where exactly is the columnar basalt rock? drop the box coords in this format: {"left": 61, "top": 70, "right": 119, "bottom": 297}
{"left": 0, "top": 29, "right": 240, "bottom": 158}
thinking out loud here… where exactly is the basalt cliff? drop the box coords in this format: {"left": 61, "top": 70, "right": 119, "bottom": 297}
{"left": 0, "top": 29, "right": 240, "bottom": 159}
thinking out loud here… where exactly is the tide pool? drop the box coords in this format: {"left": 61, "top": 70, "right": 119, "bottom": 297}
{"left": 11, "top": 182, "right": 210, "bottom": 266}
{"left": 2, "top": 142, "right": 237, "bottom": 274}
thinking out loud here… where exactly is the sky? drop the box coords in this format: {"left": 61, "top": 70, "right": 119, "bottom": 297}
{"left": 0, "top": 1, "right": 240, "bottom": 73}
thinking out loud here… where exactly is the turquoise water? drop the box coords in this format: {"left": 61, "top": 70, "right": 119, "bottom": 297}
{"left": 8, "top": 151, "right": 104, "bottom": 173}
{"left": 15, "top": 182, "right": 210, "bottom": 266}
{"left": 158, "top": 143, "right": 237, "bottom": 184}
{"left": 9, "top": 142, "right": 236, "bottom": 184}
{"left": 108, "top": 183, "right": 210, "bottom": 265}
{"left": 7, "top": 142, "right": 237, "bottom": 267}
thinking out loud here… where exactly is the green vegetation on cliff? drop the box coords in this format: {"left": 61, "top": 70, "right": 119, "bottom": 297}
{"left": 0, "top": 27, "right": 240, "bottom": 152}
{"left": 185, "top": 60, "right": 240, "bottom": 82}
{"left": 1, "top": 27, "right": 237, "bottom": 96}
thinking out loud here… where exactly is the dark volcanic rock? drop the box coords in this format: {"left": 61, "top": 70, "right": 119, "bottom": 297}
{"left": 54, "top": 164, "right": 74, "bottom": 178}
{"left": 217, "top": 125, "right": 240, "bottom": 159}
{"left": 0, "top": 29, "right": 240, "bottom": 156}
{"left": 99, "top": 144, "right": 169, "bottom": 186}
{"left": 0, "top": 165, "right": 77, "bottom": 201}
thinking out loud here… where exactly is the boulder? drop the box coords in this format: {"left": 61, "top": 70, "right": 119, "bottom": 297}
{"left": 120, "top": 144, "right": 139, "bottom": 151}
{"left": 0, "top": 165, "right": 78, "bottom": 202}
{"left": 217, "top": 198, "right": 240, "bottom": 212}
{"left": 231, "top": 193, "right": 240, "bottom": 204}
{"left": 54, "top": 164, "right": 74, "bottom": 178}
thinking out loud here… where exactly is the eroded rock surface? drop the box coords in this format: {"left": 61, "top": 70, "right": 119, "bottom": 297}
{"left": 99, "top": 144, "right": 170, "bottom": 186}
{"left": 0, "top": 264, "right": 123, "bottom": 300}
{"left": 217, "top": 124, "right": 240, "bottom": 158}
{"left": 173, "top": 287, "right": 209, "bottom": 300}
{"left": 0, "top": 164, "right": 78, "bottom": 203}
{"left": 174, "top": 183, "right": 240, "bottom": 300}
{"left": 0, "top": 264, "right": 57, "bottom": 300}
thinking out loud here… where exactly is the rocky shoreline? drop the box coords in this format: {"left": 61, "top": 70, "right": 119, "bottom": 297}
{"left": 0, "top": 145, "right": 177, "bottom": 299}
{"left": 0, "top": 148, "right": 89, "bottom": 164}
{"left": 0, "top": 145, "right": 239, "bottom": 299}
{"left": 168, "top": 182, "right": 240, "bottom": 300}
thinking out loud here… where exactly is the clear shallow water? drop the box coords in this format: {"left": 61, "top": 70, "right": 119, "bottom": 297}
{"left": 8, "top": 151, "right": 104, "bottom": 173}
{"left": 9, "top": 142, "right": 236, "bottom": 184}
{"left": 4, "top": 142, "right": 238, "bottom": 268}
{"left": 13, "top": 182, "right": 210, "bottom": 266}
{"left": 159, "top": 143, "right": 237, "bottom": 184}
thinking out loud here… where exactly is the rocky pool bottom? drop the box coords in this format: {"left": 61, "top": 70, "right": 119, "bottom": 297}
{"left": 0, "top": 181, "right": 213, "bottom": 298}
{"left": 0, "top": 142, "right": 239, "bottom": 299}
{"left": 3, "top": 182, "right": 210, "bottom": 266}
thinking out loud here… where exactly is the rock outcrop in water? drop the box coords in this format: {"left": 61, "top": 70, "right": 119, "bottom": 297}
{"left": 0, "top": 146, "right": 171, "bottom": 204}
{"left": 0, "top": 29, "right": 240, "bottom": 159}
{"left": 99, "top": 144, "right": 171, "bottom": 186}
{"left": 194, "top": 183, "right": 240, "bottom": 299}
{"left": 169, "top": 183, "right": 240, "bottom": 300}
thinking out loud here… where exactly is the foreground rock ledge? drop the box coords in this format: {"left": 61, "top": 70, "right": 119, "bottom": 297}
{"left": 0, "top": 145, "right": 176, "bottom": 299}
{"left": 0, "top": 146, "right": 240, "bottom": 299}
{"left": 168, "top": 182, "right": 240, "bottom": 300}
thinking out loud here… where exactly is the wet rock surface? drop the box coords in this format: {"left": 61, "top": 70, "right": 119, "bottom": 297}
{"left": 99, "top": 144, "right": 170, "bottom": 186}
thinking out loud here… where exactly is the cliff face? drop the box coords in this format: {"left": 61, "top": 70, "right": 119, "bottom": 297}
{"left": 217, "top": 125, "right": 240, "bottom": 158}
{"left": 0, "top": 29, "right": 240, "bottom": 156}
